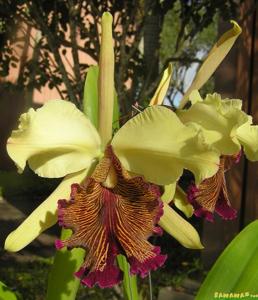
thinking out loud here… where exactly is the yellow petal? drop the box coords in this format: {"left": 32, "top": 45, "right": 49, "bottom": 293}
{"left": 149, "top": 63, "right": 173, "bottom": 106}
{"left": 177, "top": 93, "right": 248, "bottom": 155}
{"left": 174, "top": 186, "right": 194, "bottom": 218}
{"left": 4, "top": 168, "right": 89, "bottom": 252}
{"left": 7, "top": 100, "right": 101, "bottom": 178}
{"left": 159, "top": 203, "right": 203, "bottom": 249}
{"left": 179, "top": 21, "right": 241, "bottom": 108}
{"left": 112, "top": 106, "right": 219, "bottom": 185}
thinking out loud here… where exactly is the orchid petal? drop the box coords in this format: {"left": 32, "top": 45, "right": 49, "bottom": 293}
{"left": 112, "top": 106, "right": 219, "bottom": 185}
{"left": 149, "top": 63, "right": 172, "bottom": 106}
{"left": 237, "top": 118, "right": 258, "bottom": 161}
{"left": 4, "top": 168, "right": 89, "bottom": 252}
{"left": 180, "top": 21, "right": 241, "bottom": 108}
{"left": 174, "top": 186, "right": 194, "bottom": 218}
{"left": 177, "top": 93, "right": 248, "bottom": 155}
{"left": 159, "top": 203, "right": 203, "bottom": 249}
{"left": 7, "top": 100, "right": 101, "bottom": 177}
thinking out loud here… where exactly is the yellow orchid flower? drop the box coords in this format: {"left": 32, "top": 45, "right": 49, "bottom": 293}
{"left": 5, "top": 102, "right": 214, "bottom": 251}
{"left": 177, "top": 91, "right": 258, "bottom": 221}
{"left": 4, "top": 13, "right": 217, "bottom": 289}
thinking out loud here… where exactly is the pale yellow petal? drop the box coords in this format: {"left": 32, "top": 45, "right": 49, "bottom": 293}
{"left": 159, "top": 203, "right": 203, "bottom": 249}
{"left": 7, "top": 100, "right": 101, "bottom": 177}
{"left": 4, "top": 168, "right": 89, "bottom": 252}
{"left": 112, "top": 106, "right": 219, "bottom": 185}
{"left": 149, "top": 63, "right": 172, "bottom": 106}
{"left": 177, "top": 93, "right": 248, "bottom": 155}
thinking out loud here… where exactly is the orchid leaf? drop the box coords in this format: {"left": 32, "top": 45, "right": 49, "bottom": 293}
{"left": 112, "top": 106, "right": 220, "bottom": 185}
{"left": 4, "top": 168, "right": 89, "bottom": 252}
{"left": 149, "top": 63, "right": 172, "bottom": 106}
{"left": 46, "top": 229, "right": 85, "bottom": 300}
{"left": 196, "top": 220, "right": 258, "bottom": 299}
{"left": 7, "top": 100, "right": 101, "bottom": 178}
{"left": 179, "top": 21, "right": 241, "bottom": 108}
{"left": 0, "top": 281, "right": 17, "bottom": 300}
{"left": 159, "top": 203, "right": 203, "bottom": 249}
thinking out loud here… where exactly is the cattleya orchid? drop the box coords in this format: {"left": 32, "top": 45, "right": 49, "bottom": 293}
{"left": 4, "top": 12, "right": 252, "bottom": 291}
{"left": 177, "top": 91, "right": 258, "bottom": 221}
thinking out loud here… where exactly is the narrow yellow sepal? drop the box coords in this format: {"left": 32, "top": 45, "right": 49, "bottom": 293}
{"left": 179, "top": 21, "right": 242, "bottom": 108}
{"left": 98, "top": 12, "right": 114, "bottom": 147}
{"left": 161, "top": 183, "right": 176, "bottom": 203}
{"left": 174, "top": 186, "right": 194, "bottom": 218}
{"left": 149, "top": 63, "right": 173, "bottom": 106}
{"left": 159, "top": 203, "right": 204, "bottom": 249}
{"left": 4, "top": 168, "right": 89, "bottom": 252}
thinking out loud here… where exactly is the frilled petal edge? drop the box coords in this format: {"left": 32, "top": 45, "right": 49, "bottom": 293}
{"left": 7, "top": 100, "right": 101, "bottom": 178}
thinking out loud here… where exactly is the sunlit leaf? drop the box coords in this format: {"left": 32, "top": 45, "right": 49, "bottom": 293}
{"left": 46, "top": 229, "right": 85, "bottom": 300}
{"left": 0, "top": 281, "right": 17, "bottom": 300}
{"left": 196, "top": 220, "right": 258, "bottom": 299}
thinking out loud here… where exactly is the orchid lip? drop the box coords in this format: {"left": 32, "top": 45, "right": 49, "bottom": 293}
{"left": 55, "top": 146, "right": 166, "bottom": 288}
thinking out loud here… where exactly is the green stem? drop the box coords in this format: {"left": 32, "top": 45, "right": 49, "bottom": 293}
{"left": 117, "top": 255, "right": 140, "bottom": 300}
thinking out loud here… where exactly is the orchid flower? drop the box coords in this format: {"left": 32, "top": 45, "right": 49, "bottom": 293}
{"left": 4, "top": 13, "right": 215, "bottom": 288}
{"left": 5, "top": 98, "right": 215, "bottom": 286}
{"left": 4, "top": 14, "right": 246, "bottom": 288}
{"left": 177, "top": 91, "right": 258, "bottom": 220}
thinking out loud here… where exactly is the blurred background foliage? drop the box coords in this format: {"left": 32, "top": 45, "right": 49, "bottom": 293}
{"left": 0, "top": 0, "right": 242, "bottom": 113}
{"left": 0, "top": 0, "right": 246, "bottom": 299}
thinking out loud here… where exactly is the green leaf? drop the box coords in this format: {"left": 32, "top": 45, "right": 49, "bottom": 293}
{"left": 0, "top": 281, "right": 17, "bottom": 300}
{"left": 46, "top": 229, "right": 85, "bottom": 300}
{"left": 196, "top": 220, "right": 258, "bottom": 299}
{"left": 117, "top": 255, "right": 140, "bottom": 300}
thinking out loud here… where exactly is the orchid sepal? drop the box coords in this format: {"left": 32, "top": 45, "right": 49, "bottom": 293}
{"left": 4, "top": 168, "right": 90, "bottom": 252}
{"left": 159, "top": 203, "right": 204, "bottom": 249}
